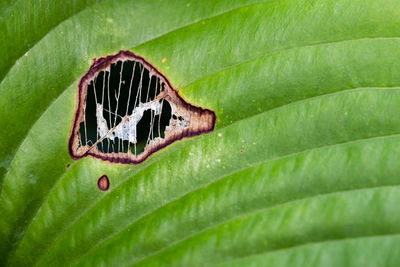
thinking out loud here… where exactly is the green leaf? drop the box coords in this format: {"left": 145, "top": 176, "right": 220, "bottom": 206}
{"left": 1, "top": 0, "right": 400, "bottom": 266}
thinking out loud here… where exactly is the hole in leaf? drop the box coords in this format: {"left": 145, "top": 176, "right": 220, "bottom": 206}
{"left": 69, "top": 51, "right": 216, "bottom": 164}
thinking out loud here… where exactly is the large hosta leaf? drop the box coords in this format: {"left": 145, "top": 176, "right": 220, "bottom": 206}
{"left": 1, "top": 0, "right": 400, "bottom": 266}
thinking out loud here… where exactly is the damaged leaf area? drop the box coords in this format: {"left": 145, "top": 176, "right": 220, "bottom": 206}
{"left": 69, "top": 51, "right": 216, "bottom": 164}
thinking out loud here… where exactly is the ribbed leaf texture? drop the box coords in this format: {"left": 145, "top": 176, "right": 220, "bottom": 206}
{"left": 1, "top": 0, "right": 400, "bottom": 266}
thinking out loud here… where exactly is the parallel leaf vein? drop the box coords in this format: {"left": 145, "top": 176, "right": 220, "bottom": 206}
{"left": 131, "top": 182, "right": 400, "bottom": 266}
{"left": 27, "top": 87, "right": 400, "bottom": 265}
{"left": 0, "top": 0, "right": 109, "bottom": 83}
{"left": 216, "top": 233, "right": 400, "bottom": 267}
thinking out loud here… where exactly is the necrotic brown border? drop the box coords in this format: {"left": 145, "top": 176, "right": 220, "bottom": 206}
{"left": 68, "top": 50, "right": 216, "bottom": 164}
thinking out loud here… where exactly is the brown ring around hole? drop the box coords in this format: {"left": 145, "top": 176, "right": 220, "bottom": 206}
{"left": 68, "top": 50, "right": 216, "bottom": 165}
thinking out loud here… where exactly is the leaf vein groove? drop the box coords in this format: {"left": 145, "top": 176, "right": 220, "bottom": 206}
{"left": 75, "top": 131, "right": 400, "bottom": 265}
{"left": 216, "top": 233, "right": 400, "bottom": 267}
{"left": 11, "top": 86, "right": 400, "bottom": 266}
{"left": 130, "top": 182, "right": 400, "bottom": 266}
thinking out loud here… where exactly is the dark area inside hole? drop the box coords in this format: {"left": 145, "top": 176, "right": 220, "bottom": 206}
{"left": 172, "top": 115, "right": 184, "bottom": 121}
{"left": 79, "top": 59, "right": 171, "bottom": 155}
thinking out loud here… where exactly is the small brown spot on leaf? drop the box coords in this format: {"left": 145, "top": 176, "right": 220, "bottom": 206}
{"left": 98, "top": 175, "right": 109, "bottom": 191}
{"left": 66, "top": 163, "right": 71, "bottom": 168}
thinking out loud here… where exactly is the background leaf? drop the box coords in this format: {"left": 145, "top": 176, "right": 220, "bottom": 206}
{"left": 1, "top": 0, "right": 400, "bottom": 266}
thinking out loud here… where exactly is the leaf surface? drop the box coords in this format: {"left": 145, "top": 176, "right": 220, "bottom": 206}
{"left": 1, "top": 0, "right": 400, "bottom": 266}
